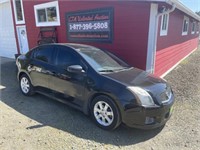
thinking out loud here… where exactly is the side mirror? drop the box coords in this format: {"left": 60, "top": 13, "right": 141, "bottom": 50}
{"left": 67, "top": 65, "right": 85, "bottom": 73}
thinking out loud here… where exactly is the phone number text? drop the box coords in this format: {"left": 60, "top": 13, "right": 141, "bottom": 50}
{"left": 69, "top": 21, "right": 109, "bottom": 32}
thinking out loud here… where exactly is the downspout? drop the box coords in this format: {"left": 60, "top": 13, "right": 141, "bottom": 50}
{"left": 151, "top": 3, "right": 176, "bottom": 74}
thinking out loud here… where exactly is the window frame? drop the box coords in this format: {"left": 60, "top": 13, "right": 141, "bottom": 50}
{"left": 34, "top": 1, "right": 60, "bottom": 27}
{"left": 54, "top": 46, "right": 81, "bottom": 68}
{"left": 160, "top": 13, "right": 169, "bottom": 36}
{"left": 12, "top": 0, "right": 25, "bottom": 24}
{"left": 33, "top": 46, "right": 55, "bottom": 64}
{"left": 182, "top": 16, "right": 189, "bottom": 36}
{"left": 191, "top": 22, "right": 196, "bottom": 34}
{"left": 196, "top": 23, "right": 200, "bottom": 34}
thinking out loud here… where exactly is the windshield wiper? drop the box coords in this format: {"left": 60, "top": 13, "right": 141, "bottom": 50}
{"left": 98, "top": 69, "right": 114, "bottom": 72}
{"left": 98, "top": 67, "right": 132, "bottom": 73}
{"left": 111, "top": 67, "right": 132, "bottom": 72}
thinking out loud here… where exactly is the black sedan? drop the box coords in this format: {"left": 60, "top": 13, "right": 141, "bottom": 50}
{"left": 16, "top": 43, "right": 174, "bottom": 130}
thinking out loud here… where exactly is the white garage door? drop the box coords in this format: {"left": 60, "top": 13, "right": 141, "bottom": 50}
{"left": 0, "top": 1, "right": 17, "bottom": 58}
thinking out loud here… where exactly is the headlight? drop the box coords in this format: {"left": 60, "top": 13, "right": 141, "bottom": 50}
{"left": 127, "top": 86, "right": 155, "bottom": 107}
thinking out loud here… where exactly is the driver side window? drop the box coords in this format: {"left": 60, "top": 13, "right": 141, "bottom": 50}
{"left": 55, "top": 47, "right": 80, "bottom": 68}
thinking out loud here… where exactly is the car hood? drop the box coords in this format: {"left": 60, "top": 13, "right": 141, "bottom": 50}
{"left": 102, "top": 67, "right": 166, "bottom": 87}
{"left": 102, "top": 67, "right": 169, "bottom": 105}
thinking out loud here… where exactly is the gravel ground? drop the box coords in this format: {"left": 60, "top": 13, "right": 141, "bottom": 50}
{"left": 0, "top": 47, "right": 200, "bottom": 150}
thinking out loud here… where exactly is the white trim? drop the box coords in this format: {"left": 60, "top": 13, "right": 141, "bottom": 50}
{"left": 169, "top": 0, "right": 200, "bottom": 21}
{"left": 141, "top": 0, "right": 200, "bottom": 21}
{"left": 146, "top": 3, "right": 158, "bottom": 73}
{"left": 16, "top": 25, "right": 29, "bottom": 54}
{"left": 191, "top": 22, "right": 196, "bottom": 34}
{"left": 12, "top": 0, "right": 25, "bottom": 24}
{"left": 160, "top": 47, "right": 197, "bottom": 78}
{"left": 196, "top": 23, "right": 200, "bottom": 34}
{"left": 34, "top": 1, "right": 60, "bottom": 27}
{"left": 160, "top": 13, "right": 169, "bottom": 36}
{"left": 182, "top": 16, "right": 189, "bottom": 36}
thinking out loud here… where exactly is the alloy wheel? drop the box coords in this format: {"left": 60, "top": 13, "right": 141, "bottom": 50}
{"left": 20, "top": 77, "right": 30, "bottom": 94}
{"left": 93, "top": 101, "right": 114, "bottom": 126}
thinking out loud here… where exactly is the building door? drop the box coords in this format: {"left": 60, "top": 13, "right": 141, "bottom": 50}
{"left": 0, "top": 0, "right": 17, "bottom": 58}
{"left": 17, "top": 26, "right": 29, "bottom": 54}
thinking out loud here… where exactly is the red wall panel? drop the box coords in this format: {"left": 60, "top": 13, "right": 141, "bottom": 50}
{"left": 155, "top": 38, "right": 198, "bottom": 76}
{"left": 156, "top": 8, "right": 199, "bottom": 76}
{"left": 22, "top": 0, "right": 150, "bottom": 70}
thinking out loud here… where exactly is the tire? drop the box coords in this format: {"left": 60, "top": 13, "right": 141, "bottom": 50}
{"left": 90, "top": 95, "right": 121, "bottom": 130}
{"left": 19, "top": 74, "right": 35, "bottom": 96}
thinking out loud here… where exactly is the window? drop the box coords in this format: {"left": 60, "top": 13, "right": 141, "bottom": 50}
{"left": 79, "top": 47, "right": 129, "bottom": 72}
{"left": 191, "top": 22, "right": 196, "bottom": 34}
{"left": 182, "top": 16, "right": 189, "bottom": 35}
{"left": 34, "top": 1, "right": 60, "bottom": 27}
{"left": 33, "top": 46, "right": 54, "bottom": 63}
{"left": 197, "top": 23, "right": 200, "bottom": 34}
{"left": 160, "top": 14, "right": 169, "bottom": 36}
{"left": 13, "top": 0, "right": 25, "bottom": 24}
{"left": 55, "top": 47, "right": 80, "bottom": 68}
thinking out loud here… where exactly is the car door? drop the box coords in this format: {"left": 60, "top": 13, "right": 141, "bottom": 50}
{"left": 49, "top": 46, "right": 87, "bottom": 101}
{"left": 28, "top": 45, "right": 55, "bottom": 89}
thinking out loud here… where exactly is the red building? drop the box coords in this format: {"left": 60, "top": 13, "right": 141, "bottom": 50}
{"left": 0, "top": 0, "right": 199, "bottom": 77}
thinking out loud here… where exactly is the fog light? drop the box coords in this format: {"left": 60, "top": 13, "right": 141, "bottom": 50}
{"left": 145, "top": 117, "right": 155, "bottom": 124}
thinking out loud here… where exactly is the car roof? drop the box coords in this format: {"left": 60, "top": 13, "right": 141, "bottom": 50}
{"left": 36, "top": 43, "right": 100, "bottom": 53}
{"left": 58, "top": 43, "right": 97, "bottom": 52}
{"left": 38, "top": 43, "right": 98, "bottom": 53}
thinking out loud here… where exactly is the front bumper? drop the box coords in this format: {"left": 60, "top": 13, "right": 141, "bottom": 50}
{"left": 123, "top": 95, "right": 174, "bottom": 129}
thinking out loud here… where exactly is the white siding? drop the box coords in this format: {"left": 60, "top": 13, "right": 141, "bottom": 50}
{"left": 0, "top": 1, "right": 17, "bottom": 58}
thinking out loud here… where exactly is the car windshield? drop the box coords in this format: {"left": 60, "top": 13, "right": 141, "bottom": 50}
{"left": 76, "top": 46, "right": 130, "bottom": 72}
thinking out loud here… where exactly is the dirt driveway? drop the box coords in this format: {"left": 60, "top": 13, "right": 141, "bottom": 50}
{"left": 0, "top": 48, "right": 200, "bottom": 150}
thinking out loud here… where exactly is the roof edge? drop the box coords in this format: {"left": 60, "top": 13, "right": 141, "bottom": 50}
{"left": 168, "top": 0, "right": 200, "bottom": 21}
{"left": 140, "top": 0, "right": 200, "bottom": 21}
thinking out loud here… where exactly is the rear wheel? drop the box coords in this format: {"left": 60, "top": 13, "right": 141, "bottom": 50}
{"left": 91, "top": 95, "right": 121, "bottom": 130}
{"left": 20, "top": 74, "right": 35, "bottom": 96}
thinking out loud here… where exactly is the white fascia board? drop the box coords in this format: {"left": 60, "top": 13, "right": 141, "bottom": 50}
{"left": 136, "top": 0, "right": 200, "bottom": 21}
{"left": 169, "top": 0, "right": 200, "bottom": 21}
{"left": 146, "top": 3, "right": 158, "bottom": 73}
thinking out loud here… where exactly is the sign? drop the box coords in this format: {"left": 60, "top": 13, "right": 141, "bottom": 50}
{"left": 66, "top": 8, "right": 113, "bottom": 43}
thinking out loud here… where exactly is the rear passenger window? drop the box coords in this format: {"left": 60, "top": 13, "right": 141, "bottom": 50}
{"left": 33, "top": 46, "right": 54, "bottom": 63}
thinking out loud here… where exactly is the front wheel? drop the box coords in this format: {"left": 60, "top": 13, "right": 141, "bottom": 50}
{"left": 91, "top": 95, "right": 121, "bottom": 130}
{"left": 20, "top": 74, "right": 35, "bottom": 96}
